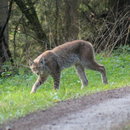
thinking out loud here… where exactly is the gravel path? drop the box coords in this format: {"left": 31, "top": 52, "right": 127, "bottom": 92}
{"left": 39, "top": 94, "right": 130, "bottom": 130}
{"left": 1, "top": 86, "right": 130, "bottom": 130}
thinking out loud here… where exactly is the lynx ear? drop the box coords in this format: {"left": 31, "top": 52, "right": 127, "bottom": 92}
{"left": 29, "top": 59, "right": 34, "bottom": 66}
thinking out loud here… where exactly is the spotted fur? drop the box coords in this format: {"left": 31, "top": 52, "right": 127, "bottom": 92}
{"left": 29, "top": 40, "right": 108, "bottom": 93}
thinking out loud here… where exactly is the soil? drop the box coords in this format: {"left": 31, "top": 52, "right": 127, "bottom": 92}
{"left": 1, "top": 86, "right": 130, "bottom": 130}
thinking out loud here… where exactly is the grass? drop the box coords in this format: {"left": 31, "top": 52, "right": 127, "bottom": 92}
{"left": 0, "top": 52, "right": 130, "bottom": 124}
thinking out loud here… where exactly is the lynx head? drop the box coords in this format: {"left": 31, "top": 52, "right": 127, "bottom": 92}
{"left": 29, "top": 58, "right": 47, "bottom": 75}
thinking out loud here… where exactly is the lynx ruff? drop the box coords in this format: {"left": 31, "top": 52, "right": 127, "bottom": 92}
{"left": 29, "top": 40, "right": 108, "bottom": 93}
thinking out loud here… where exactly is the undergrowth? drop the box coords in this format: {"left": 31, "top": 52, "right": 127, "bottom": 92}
{"left": 0, "top": 52, "right": 130, "bottom": 124}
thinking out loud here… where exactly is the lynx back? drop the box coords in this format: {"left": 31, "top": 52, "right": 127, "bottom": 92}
{"left": 29, "top": 40, "right": 108, "bottom": 93}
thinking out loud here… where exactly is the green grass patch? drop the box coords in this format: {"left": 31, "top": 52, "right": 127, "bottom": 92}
{"left": 0, "top": 53, "right": 130, "bottom": 124}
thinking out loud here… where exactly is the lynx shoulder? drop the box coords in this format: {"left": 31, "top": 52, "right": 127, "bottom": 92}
{"left": 29, "top": 40, "right": 108, "bottom": 93}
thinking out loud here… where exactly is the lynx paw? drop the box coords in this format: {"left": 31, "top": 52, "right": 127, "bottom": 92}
{"left": 30, "top": 90, "right": 36, "bottom": 94}
{"left": 81, "top": 82, "right": 88, "bottom": 89}
{"left": 81, "top": 85, "right": 84, "bottom": 89}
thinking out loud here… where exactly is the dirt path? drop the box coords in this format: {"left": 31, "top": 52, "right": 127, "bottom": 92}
{"left": 2, "top": 86, "right": 130, "bottom": 130}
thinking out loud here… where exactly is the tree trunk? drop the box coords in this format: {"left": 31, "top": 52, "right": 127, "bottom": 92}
{"left": 14, "top": 0, "right": 50, "bottom": 49}
{"left": 0, "top": 0, "right": 13, "bottom": 67}
{"left": 54, "top": 0, "right": 59, "bottom": 46}
{"left": 64, "top": 0, "right": 79, "bottom": 41}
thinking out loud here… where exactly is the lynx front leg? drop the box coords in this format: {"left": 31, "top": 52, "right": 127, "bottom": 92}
{"left": 75, "top": 64, "right": 88, "bottom": 89}
{"left": 30, "top": 75, "right": 48, "bottom": 93}
{"left": 51, "top": 71, "right": 61, "bottom": 89}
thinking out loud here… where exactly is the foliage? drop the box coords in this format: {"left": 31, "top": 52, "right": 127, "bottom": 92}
{"left": 114, "top": 45, "right": 130, "bottom": 54}
{"left": 0, "top": 53, "right": 130, "bottom": 124}
{"left": 7, "top": 0, "right": 130, "bottom": 64}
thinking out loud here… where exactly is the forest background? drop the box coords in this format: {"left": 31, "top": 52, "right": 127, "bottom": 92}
{"left": 0, "top": 0, "right": 130, "bottom": 72}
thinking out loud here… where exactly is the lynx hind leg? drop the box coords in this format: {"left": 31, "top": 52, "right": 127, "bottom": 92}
{"left": 75, "top": 64, "right": 88, "bottom": 89}
{"left": 86, "top": 61, "right": 108, "bottom": 84}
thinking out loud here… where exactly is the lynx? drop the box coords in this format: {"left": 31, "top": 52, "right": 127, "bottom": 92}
{"left": 29, "top": 40, "right": 108, "bottom": 93}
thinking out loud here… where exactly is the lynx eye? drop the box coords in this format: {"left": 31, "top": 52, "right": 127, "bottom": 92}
{"left": 40, "top": 61, "right": 44, "bottom": 64}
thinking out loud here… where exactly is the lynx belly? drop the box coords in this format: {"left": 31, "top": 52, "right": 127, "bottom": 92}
{"left": 58, "top": 54, "right": 80, "bottom": 70}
